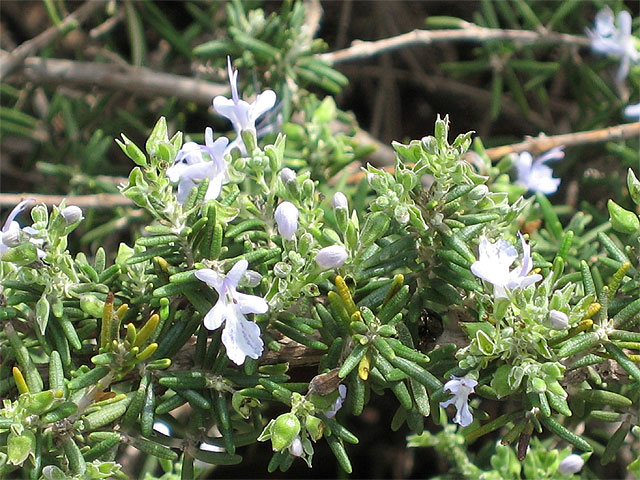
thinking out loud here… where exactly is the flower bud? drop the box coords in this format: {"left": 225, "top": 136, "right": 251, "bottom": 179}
{"left": 61, "top": 206, "right": 83, "bottom": 225}
{"left": 468, "top": 185, "right": 489, "bottom": 201}
{"left": 298, "top": 233, "right": 313, "bottom": 257}
{"left": 549, "top": 310, "right": 569, "bottom": 330}
{"left": 302, "top": 179, "right": 315, "bottom": 200}
{"left": 274, "top": 202, "right": 299, "bottom": 241}
{"left": 315, "top": 245, "right": 348, "bottom": 270}
{"left": 243, "top": 270, "right": 262, "bottom": 288}
{"left": 558, "top": 454, "right": 584, "bottom": 475}
{"left": 280, "top": 168, "right": 297, "bottom": 184}
{"left": 271, "top": 413, "right": 300, "bottom": 451}
{"left": 288, "top": 436, "right": 304, "bottom": 457}
{"left": 332, "top": 192, "right": 348, "bottom": 210}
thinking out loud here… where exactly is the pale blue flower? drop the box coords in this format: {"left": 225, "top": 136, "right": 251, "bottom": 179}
{"left": 439, "top": 376, "right": 477, "bottom": 427}
{"left": 624, "top": 102, "right": 640, "bottom": 120}
{"left": 586, "top": 7, "right": 639, "bottom": 81}
{"left": 167, "top": 127, "right": 229, "bottom": 204}
{"left": 195, "top": 260, "right": 268, "bottom": 365}
{"left": 213, "top": 57, "right": 276, "bottom": 136}
{"left": 471, "top": 233, "right": 542, "bottom": 298}
{"left": 514, "top": 147, "right": 563, "bottom": 195}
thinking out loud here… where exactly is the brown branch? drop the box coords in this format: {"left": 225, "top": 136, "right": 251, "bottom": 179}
{"left": 320, "top": 23, "right": 591, "bottom": 65}
{"left": 0, "top": 1, "right": 105, "bottom": 81}
{"left": 0, "top": 193, "right": 132, "bottom": 209}
{"left": 484, "top": 122, "right": 640, "bottom": 160}
{"left": 21, "top": 57, "right": 227, "bottom": 106}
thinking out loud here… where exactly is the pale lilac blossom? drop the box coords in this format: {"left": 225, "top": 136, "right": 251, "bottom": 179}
{"left": 325, "top": 384, "right": 347, "bottom": 418}
{"left": 315, "top": 245, "right": 348, "bottom": 270}
{"left": 195, "top": 260, "right": 268, "bottom": 365}
{"left": 60, "top": 206, "right": 83, "bottom": 225}
{"left": 471, "top": 233, "right": 542, "bottom": 298}
{"left": 0, "top": 199, "right": 44, "bottom": 258}
{"left": 586, "top": 7, "right": 638, "bottom": 81}
{"left": 514, "top": 147, "right": 563, "bottom": 195}
{"left": 624, "top": 102, "right": 640, "bottom": 120}
{"left": 558, "top": 454, "right": 585, "bottom": 475}
{"left": 274, "top": 202, "right": 299, "bottom": 241}
{"left": 167, "top": 127, "right": 229, "bottom": 204}
{"left": 439, "top": 376, "right": 478, "bottom": 427}
{"left": 213, "top": 57, "right": 276, "bottom": 136}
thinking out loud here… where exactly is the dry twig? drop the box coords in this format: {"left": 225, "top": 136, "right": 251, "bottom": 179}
{"left": 0, "top": 1, "right": 104, "bottom": 80}
{"left": 21, "top": 57, "right": 227, "bottom": 106}
{"left": 484, "top": 122, "right": 640, "bottom": 160}
{"left": 0, "top": 193, "right": 131, "bottom": 209}
{"left": 320, "top": 23, "right": 591, "bottom": 65}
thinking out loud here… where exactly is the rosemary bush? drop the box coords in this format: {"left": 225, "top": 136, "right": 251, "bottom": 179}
{"left": 1, "top": 1, "right": 639, "bottom": 479}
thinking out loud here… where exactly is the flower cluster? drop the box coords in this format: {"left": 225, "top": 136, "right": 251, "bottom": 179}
{"left": 167, "top": 58, "right": 276, "bottom": 204}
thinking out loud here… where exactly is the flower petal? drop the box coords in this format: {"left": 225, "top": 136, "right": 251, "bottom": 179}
{"left": 236, "top": 292, "right": 269, "bottom": 314}
{"left": 249, "top": 90, "right": 277, "bottom": 123}
{"left": 195, "top": 268, "right": 224, "bottom": 292}
{"left": 226, "top": 259, "right": 249, "bottom": 288}
{"left": 2, "top": 199, "right": 34, "bottom": 232}
{"left": 203, "top": 301, "right": 227, "bottom": 331}
{"left": 222, "top": 310, "right": 263, "bottom": 365}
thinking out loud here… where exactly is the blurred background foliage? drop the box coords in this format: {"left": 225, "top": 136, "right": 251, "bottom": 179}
{"left": 0, "top": 0, "right": 638, "bottom": 478}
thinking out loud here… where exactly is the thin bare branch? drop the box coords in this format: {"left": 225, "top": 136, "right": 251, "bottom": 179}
{"left": 21, "top": 57, "right": 227, "bottom": 106}
{"left": 320, "top": 23, "right": 591, "bottom": 65}
{"left": 484, "top": 122, "right": 640, "bottom": 160}
{"left": 0, "top": 193, "right": 132, "bottom": 209}
{"left": 0, "top": 1, "right": 105, "bottom": 80}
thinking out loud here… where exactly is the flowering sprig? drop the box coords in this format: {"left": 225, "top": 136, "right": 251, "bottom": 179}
{"left": 195, "top": 260, "right": 268, "bottom": 365}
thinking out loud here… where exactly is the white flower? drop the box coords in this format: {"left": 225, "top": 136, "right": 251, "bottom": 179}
{"left": 558, "top": 454, "right": 585, "bottom": 475}
{"left": 274, "top": 202, "right": 299, "bottom": 241}
{"left": 288, "top": 436, "right": 304, "bottom": 457}
{"left": 514, "top": 147, "right": 563, "bottom": 195}
{"left": 195, "top": 260, "right": 268, "bottom": 365}
{"left": 167, "top": 127, "right": 229, "bottom": 204}
{"left": 60, "top": 206, "right": 83, "bottom": 224}
{"left": 471, "top": 233, "right": 542, "bottom": 298}
{"left": 1, "top": 199, "right": 36, "bottom": 257}
{"left": 549, "top": 310, "right": 569, "bottom": 330}
{"left": 325, "top": 384, "right": 347, "bottom": 418}
{"left": 439, "top": 376, "right": 478, "bottom": 427}
{"left": 213, "top": 57, "right": 276, "bottom": 135}
{"left": 586, "top": 7, "right": 639, "bottom": 81}
{"left": 624, "top": 102, "right": 640, "bottom": 120}
{"left": 315, "top": 245, "right": 348, "bottom": 270}
{"left": 332, "top": 192, "right": 348, "bottom": 210}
